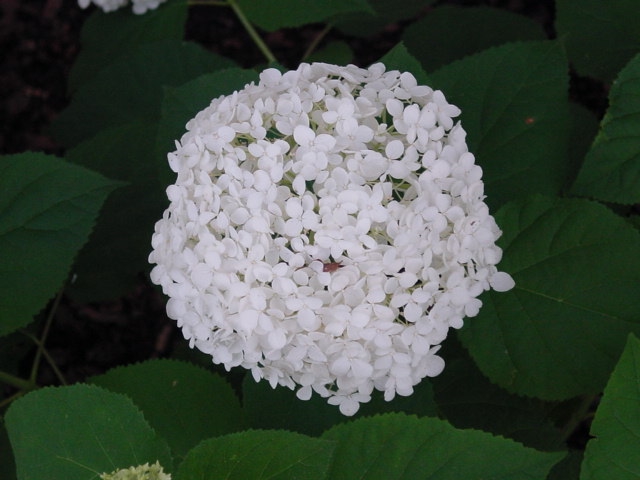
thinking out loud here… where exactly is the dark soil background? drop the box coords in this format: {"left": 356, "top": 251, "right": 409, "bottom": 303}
{"left": 0, "top": 0, "right": 604, "bottom": 448}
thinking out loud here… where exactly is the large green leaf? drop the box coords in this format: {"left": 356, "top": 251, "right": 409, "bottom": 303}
{"left": 377, "top": 42, "right": 430, "bottom": 86}
{"left": 0, "top": 153, "right": 120, "bottom": 335}
{"left": 235, "top": 0, "right": 372, "bottom": 31}
{"left": 432, "top": 338, "right": 563, "bottom": 451}
{"left": 156, "top": 68, "right": 260, "bottom": 186}
{"left": 565, "top": 102, "right": 600, "bottom": 191}
{"left": 65, "top": 122, "right": 164, "bottom": 300}
{"left": 571, "top": 53, "right": 640, "bottom": 204}
{"left": 0, "top": 419, "right": 16, "bottom": 480}
{"left": 403, "top": 5, "right": 546, "bottom": 72}
{"left": 429, "top": 41, "right": 571, "bottom": 210}
{"left": 61, "top": 42, "right": 237, "bottom": 300}
{"left": 548, "top": 451, "right": 583, "bottom": 480}
{"left": 242, "top": 372, "right": 437, "bottom": 436}
{"left": 52, "top": 40, "right": 234, "bottom": 148}
{"left": 176, "top": 430, "right": 335, "bottom": 480}
{"left": 322, "top": 413, "right": 564, "bottom": 479}
{"left": 458, "top": 195, "right": 640, "bottom": 400}
{"left": 334, "top": 0, "right": 436, "bottom": 38}
{"left": 90, "top": 359, "right": 245, "bottom": 460}
{"left": 5, "top": 384, "right": 172, "bottom": 480}
{"left": 555, "top": 0, "right": 640, "bottom": 83}
{"left": 581, "top": 334, "right": 640, "bottom": 479}
{"left": 69, "top": 0, "right": 188, "bottom": 92}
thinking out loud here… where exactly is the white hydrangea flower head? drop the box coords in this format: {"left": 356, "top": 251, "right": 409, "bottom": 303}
{"left": 100, "top": 461, "right": 170, "bottom": 480}
{"left": 149, "top": 62, "right": 515, "bottom": 416}
{"left": 77, "top": 0, "right": 167, "bottom": 14}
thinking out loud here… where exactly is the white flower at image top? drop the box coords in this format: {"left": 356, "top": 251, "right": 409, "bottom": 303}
{"left": 149, "top": 62, "right": 515, "bottom": 416}
{"left": 77, "top": 0, "right": 167, "bottom": 14}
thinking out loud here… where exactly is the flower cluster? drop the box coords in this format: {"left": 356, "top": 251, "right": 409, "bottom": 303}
{"left": 77, "top": 0, "right": 166, "bottom": 14}
{"left": 149, "top": 62, "right": 514, "bottom": 415}
{"left": 100, "top": 461, "right": 170, "bottom": 480}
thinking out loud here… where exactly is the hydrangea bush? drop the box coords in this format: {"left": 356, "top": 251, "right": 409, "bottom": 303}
{"left": 149, "top": 62, "right": 513, "bottom": 414}
{"left": 2, "top": 1, "right": 640, "bottom": 479}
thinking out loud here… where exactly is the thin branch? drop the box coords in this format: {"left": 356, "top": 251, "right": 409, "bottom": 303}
{"left": 0, "top": 371, "right": 34, "bottom": 391}
{"left": 227, "top": 0, "right": 277, "bottom": 64}
{"left": 301, "top": 23, "right": 333, "bottom": 62}
{"left": 29, "top": 287, "right": 64, "bottom": 384}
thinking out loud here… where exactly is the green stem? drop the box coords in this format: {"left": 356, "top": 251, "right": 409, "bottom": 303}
{"left": 301, "top": 23, "right": 333, "bottom": 62}
{"left": 0, "top": 371, "right": 34, "bottom": 391}
{"left": 29, "top": 287, "right": 64, "bottom": 384}
{"left": 0, "top": 390, "right": 26, "bottom": 410}
{"left": 559, "top": 394, "right": 598, "bottom": 442}
{"left": 227, "top": 0, "right": 277, "bottom": 64}
{"left": 22, "top": 331, "right": 68, "bottom": 386}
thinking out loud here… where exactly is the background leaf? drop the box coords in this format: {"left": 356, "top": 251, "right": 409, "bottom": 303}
{"left": 0, "top": 153, "right": 120, "bottom": 335}
{"left": 5, "top": 384, "right": 172, "bottom": 480}
{"left": 458, "top": 195, "right": 640, "bottom": 399}
{"left": 235, "top": 0, "right": 372, "bottom": 31}
{"left": 377, "top": 42, "right": 430, "bottom": 85}
{"left": 176, "top": 430, "right": 335, "bottom": 480}
{"left": 565, "top": 102, "right": 600, "bottom": 191}
{"left": 52, "top": 40, "right": 234, "bottom": 148}
{"left": 334, "top": 0, "right": 436, "bottom": 38}
{"left": 581, "top": 334, "right": 640, "bottom": 480}
{"left": 403, "top": 5, "right": 546, "bottom": 72}
{"left": 322, "top": 413, "right": 564, "bottom": 480}
{"left": 65, "top": 123, "right": 164, "bottom": 300}
{"left": 0, "top": 419, "right": 16, "bottom": 480}
{"left": 90, "top": 359, "right": 246, "bottom": 461}
{"left": 60, "top": 42, "right": 237, "bottom": 300}
{"left": 242, "top": 373, "right": 437, "bottom": 436}
{"left": 433, "top": 337, "right": 564, "bottom": 451}
{"left": 571, "top": 53, "right": 640, "bottom": 204}
{"left": 69, "top": 0, "right": 188, "bottom": 92}
{"left": 306, "top": 41, "right": 354, "bottom": 66}
{"left": 555, "top": 0, "right": 640, "bottom": 83}
{"left": 429, "top": 41, "right": 571, "bottom": 210}
{"left": 548, "top": 451, "right": 583, "bottom": 480}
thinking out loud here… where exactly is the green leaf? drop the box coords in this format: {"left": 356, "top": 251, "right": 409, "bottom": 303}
{"left": 0, "top": 153, "right": 120, "bottom": 335}
{"left": 176, "top": 430, "right": 335, "bottom": 480}
{"left": 555, "top": 0, "right": 640, "bottom": 83}
{"left": 65, "top": 122, "right": 164, "bottom": 300}
{"left": 62, "top": 47, "right": 238, "bottom": 300}
{"left": 156, "top": 69, "right": 260, "bottom": 186}
{"left": 581, "top": 334, "right": 640, "bottom": 479}
{"left": 242, "top": 373, "right": 436, "bottom": 436}
{"left": 433, "top": 338, "right": 563, "bottom": 451}
{"left": 458, "top": 195, "right": 640, "bottom": 399}
{"left": 322, "top": 413, "right": 564, "bottom": 479}
{"left": 69, "top": 0, "right": 188, "bottom": 92}
{"left": 235, "top": 0, "right": 373, "bottom": 31}
{"left": 90, "top": 359, "right": 245, "bottom": 460}
{"left": 334, "top": 0, "right": 436, "bottom": 38}
{"left": 429, "top": 41, "right": 571, "bottom": 210}
{"left": 306, "top": 41, "right": 354, "bottom": 66}
{"left": 0, "top": 419, "right": 16, "bottom": 480}
{"left": 548, "top": 450, "right": 583, "bottom": 480}
{"left": 571, "top": 53, "right": 640, "bottom": 204}
{"left": 52, "top": 40, "right": 234, "bottom": 148}
{"left": 565, "top": 102, "right": 600, "bottom": 191}
{"left": 378, "top": 42, "right": 430, "bottom": 86}
{"left": 5, "top": 384, "right": 172, "bottom": 480}
{"left": 403, "top": 5, "right": 546, "bottom": 72}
